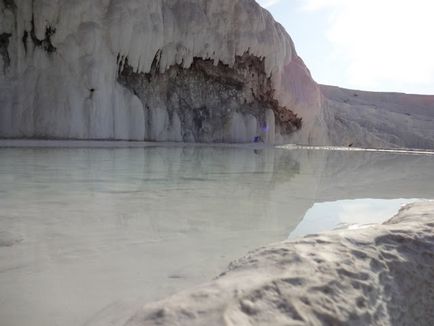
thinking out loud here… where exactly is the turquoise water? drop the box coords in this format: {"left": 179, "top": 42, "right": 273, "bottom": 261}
{"left": 0, "top": 145, "right": 433, "bottom": 326}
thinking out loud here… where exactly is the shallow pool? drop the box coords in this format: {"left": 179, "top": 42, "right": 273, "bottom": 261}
{"left": 0, "top": 145, "right": 433, "bottom": 325}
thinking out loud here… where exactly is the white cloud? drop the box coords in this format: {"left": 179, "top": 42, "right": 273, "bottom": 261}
{"left": 300, "top": 0, "right": 343, "bottom": 11}
{"left": 300, "top": 0, "right": 434, "bottom": 92}
{"left": 257, "top": 0, "right": 282, "bottom": 8}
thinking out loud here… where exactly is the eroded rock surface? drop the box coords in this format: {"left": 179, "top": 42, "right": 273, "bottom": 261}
{"left": 126, "top": 202, "right": 434, "bottom": 326}
{"left": 118, "top": 53, "right": 302, "bottom": 143}
{"left": 0, "top": 0, "right": 322, "bottom": 143}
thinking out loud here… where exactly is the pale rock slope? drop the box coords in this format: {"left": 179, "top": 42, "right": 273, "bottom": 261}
{"left": 124, "top": 201, "right": 434, "bottom": 326}
{"left": 322, "top": 85, "right": 434, "bottom": 149}
{"left": 0, "top": 0, "right": 323, "bottom": 144}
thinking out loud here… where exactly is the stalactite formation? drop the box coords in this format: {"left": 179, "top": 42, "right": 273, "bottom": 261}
{"left": 118, "top": 52, "right": 302, "bottom": 142}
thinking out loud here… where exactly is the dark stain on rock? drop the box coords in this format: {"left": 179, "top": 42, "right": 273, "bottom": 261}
{"left": 22, "top": 30, "right": 29, "bottom": 53}
{"left": 30, "top": 16, "right": 57, "bottom": 54}
{"left": 0, "top": 33, "right": 12, "bottom": 73}
{"left": 3, "top": 0, "right": 16, "bottom": 12}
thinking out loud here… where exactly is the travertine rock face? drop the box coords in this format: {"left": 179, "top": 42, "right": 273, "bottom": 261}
{"left": 321, "top": 85, "right": 434, "bottom": 149}
{"left": 125, "top": 202, "right": 434, "bottom": 326}
{"left": 0, "top": 0, "right": 323, "bottom": 144}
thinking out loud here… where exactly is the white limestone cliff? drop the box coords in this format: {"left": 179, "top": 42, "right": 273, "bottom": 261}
{"left": 0, "top": 0, "right": 323, "bottom": 144}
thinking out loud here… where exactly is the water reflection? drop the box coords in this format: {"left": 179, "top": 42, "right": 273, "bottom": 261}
{"left": 289, "top": 198, "right": 424, "bottom": 239}
{"left": 0, "top": 146, "right": 433, "bottom": 326}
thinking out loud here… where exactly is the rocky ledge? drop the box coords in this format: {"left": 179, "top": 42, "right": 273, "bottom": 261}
{"left": 125, "top": 202, "right": 434, "bottom": 325}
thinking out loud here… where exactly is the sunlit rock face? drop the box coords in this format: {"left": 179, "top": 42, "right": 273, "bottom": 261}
{"left": 0, "top": 0, "right": 323, "bottom": 144}
{"left": 322, "top": 86, "right": 434, "bottom": 150}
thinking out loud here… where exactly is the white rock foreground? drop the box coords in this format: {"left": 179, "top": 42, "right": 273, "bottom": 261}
{"left": 121, "top": 202, "right": 434, "bottom": 326}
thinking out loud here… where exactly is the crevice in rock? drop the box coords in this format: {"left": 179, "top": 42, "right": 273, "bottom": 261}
{"left": 117, "top": 52, "right": 302, "bottom": 142}
{"left": 22, "top": 30, "right": 28, "bottom": 53}
{"left": 0, "top": 33, "right": 12, "bottom": 73}
{"left": 29, "top": 16, "right": 57, "bottom": 54}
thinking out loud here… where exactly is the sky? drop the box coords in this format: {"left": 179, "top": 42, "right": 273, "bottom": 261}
{"left": 257, "top": 0, "right": 434, "bottom": 94}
